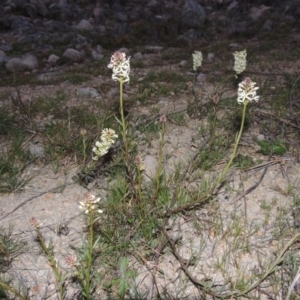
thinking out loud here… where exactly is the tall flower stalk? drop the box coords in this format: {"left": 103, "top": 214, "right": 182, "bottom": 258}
{"left": 154, "top": 115, "right": 167, "bottom": 204}
{"left": 78, "top": 193, "right": 103, "bottom": 300}
{"left": 108, "top": 52, "right": 131, "bottom": 168}
{"left": 217, "top": 78, "right": 259, "bottom": 185}
{"left": 108, "top": 51, "right": 139, "bottom": 200}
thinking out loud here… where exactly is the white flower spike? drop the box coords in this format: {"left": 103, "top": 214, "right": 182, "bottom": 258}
{"left": 233, "top": 49, "right": 247, "bottom": 75}
{"left": 192, "top": 51, "right": 203, "bottom": 71}
{"left": 92, "top": 128, "right": 118, "bottom": 160}
{"left": 108, "top": 51, "right": 130, "bottom": 83}
{"left": 79, "top": 193, "right": 103, "bottom": 214}
{"left": 237, "top": 77, "right": 259, "bottom": 105}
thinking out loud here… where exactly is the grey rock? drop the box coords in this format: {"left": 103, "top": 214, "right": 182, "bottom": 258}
{"left": 182, "top": 29, "right": 202, "bottom": 40}
{"left": 77, "top": 19, "right": 93, "bottom": 31}
{"left": 229, "top": 43, "right": 239, "bottom": 48}
{"left": 133, "top": 52, "right": 143, "bottom": 60}
{"left": 25, "top": 0, "right": 48, "bottom": 18}
{"left": 10, "top": 15, "right": 34, "bottom": 32}
{"left": 196, "top": 73, "right": 206, "bottom": 83}
{"left": 118, "top": 47, "right": 130, "bottom": 55}
{"left": 63, "top": 48, "right": 84, "bottom": 62}
{"left": 113, "top": 22, "right": 130, "bottom": 36}
{"left": 106, "top": 87, "right": 119, "bottom": 99}
{"left": 91, "top": 51, "right": 104, "bottom": 60}
{"left": 6, "top": 53, "right": 38, "bottom": 73}
{"left": 229, "top": 21, "right": 249, "bottom": 34}
{"left": 181, "top": 0, "right": 206, "bottom": 28}
{"left": 17, "top": 32, "right": 50, "bottom": 44}
{"left": 0, "top": 50, "right": 10, "bottom": 63}
{"left": 77, "top": 87, "right": 101, "bottom": 99}
{"left": 257, "top": 134, "right": 265, "bottom": 141}
{"left": 29, "top": 142, "right": 44, "bottom": 158}
{"left": 144, "top": 46, "right": 163, "bottom": 52}
{"left": 72, "top": 35, "right": 91, "bottom": 48}
{"left": 93, "top": 7, "right": 109, "bottom": 23}
{"left": 250, "top": 5, "right": 271, "bottom": 21}
{"left": 178, "top": 60, "right": 187, "bottom": 67}
{"left": 0, "top": 44, "right": 12, "bottom": 52}
{"left": 207, "top": 53, "right": 214, "bottom": 61}
{"left": 115, "top": 11, "right": 128, "bottom": 22}
{"left": 43, "top": 20, "right": 70, "bottom": 32}
{"left": 96, "top": 45, "right": 104, "bottom": 54}
{"left": 227, "top": 1, "right": 238, "bottom": 13}
{"left": 48, "top": 54, "right": 60, "bottom": 66}
{"left": 262, "top": 19, "right": 273, "bottom": 31}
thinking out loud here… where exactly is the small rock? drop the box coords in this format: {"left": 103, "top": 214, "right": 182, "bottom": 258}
{"left": 250, "top": 5, "right": 271, "bottom": 21}
{"left": 261, "top": 19, "right": 273, "bottom": 31}
{"left": 178, "top": 60, "right": 187, "bottom": 67}
{"left": 77, "top": 19, "right": 93, "bottom": 30}
{"left": 63, "top": 48, "right": 84, "bottom": 62}
{"left": 6, "top": 53, "right": 38, "bottom": 73}
{"left": 256, "top": 134, "right": 265, "bottom": 141}
{"left": 106, "top": 87, "right": 119, "bottom": 99}
{"left": 229, "top": 43, "right": 239, "bottom": 48}
{"left": 207, "top": 53, "right": 214, "bottom": 61}
{"left": 77, "top": 87, "right": 101, "bottom": 99}
{"left": 48, "top": 54, "right": 60, "bottom": 66}
{"left": 115, "top": 11, "right": 128, "bottom": 22}
{"left": 181, "top": 0, "right": 206, "bottom": 28}
{"left": 0, "top": 44, "right": 12, "bottom": 52}
{"left": 227, "top": 1, "right": 238, "bottom": 12}
{"left": 91, "top": 51, "right": 104, "bottom": 60}
{"left": 182, "top": 29, "right": 202, "bottom": 40}
{"left": 29, "top": 142, "right": 44, "bottom": 158}
{"left": 145, "top": 46, "right": 164, "bottom": 52}
{"left": 118, "top": 47, "right": 130, "bottom": 55}
{"left": 96, "top": 45, "right": 104, "bottom": 54}
{"left": 0, "top": 50, "right": 10, "bottom": 63}
{"left": 196, "top": 73, "right": 206, "bottom": 83}
{"left": 133, "top": 52, "right": 143, "bottom": 60}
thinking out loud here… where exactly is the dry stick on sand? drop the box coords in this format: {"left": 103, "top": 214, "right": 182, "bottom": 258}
{"left": 159, "top": 226, "right": 300, "bottom": 299}
{"left": 1, "top": 183, "right": 73, "bottom": 219}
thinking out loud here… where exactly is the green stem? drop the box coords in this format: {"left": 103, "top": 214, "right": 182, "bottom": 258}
{"left": 36, "top": 229, "right": 64, "bottom": 300}
{"left": 154, "top": 123, "right": 165, "bottom": 204}
{"left": 83, "top": 212, "right": 94, "bottom": 300}
{"left": 119, "top": 78, "right": 139, "bottom": 202}
{"left": 216, "top": 101, "right": 248, "bottom": 186}
{"left": 213, "top": 74, "right": 236, "bottom": 96}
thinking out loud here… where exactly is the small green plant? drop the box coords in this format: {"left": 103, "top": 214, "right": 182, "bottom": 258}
{"left": 255, "top": 138, "right": 289, "bottom": 156}
{"left": 76, "top": 194, "right": 104, "bottom": 299}
{"left": 29, "top": 217, "right": 65, "bottom": 300}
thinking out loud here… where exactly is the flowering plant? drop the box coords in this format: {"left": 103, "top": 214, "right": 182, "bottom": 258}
{"left": 108, "top": 51, "right": 130, "bottom": 83}
{"left": 79, "top": 193, "right": 103, "bottom": 214}
{"left": 92, "top": 128, "right": 118, "bottom": 160}
{"left": 192, "top": 50, "right": 203, "bottom": 71}
{"left": 237, "top": 77, "right": 259, "bottom": 104}
{"left": 233, "top": 49, "right": 247, "bottom": 76}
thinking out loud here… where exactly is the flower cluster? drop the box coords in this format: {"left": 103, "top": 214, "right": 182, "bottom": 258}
{"left": 192, "top": 51, "right": 203, "bottom": 71}
{"left": 92, "top": 128, "right": 118, "bottom": 160}
{"left": 29, "top": 217, "right": 41, "bottom": 228}
{"left": 134, "top": 155, "right": 145, "bottom": 171}
{"left": 79, "top": 193, "right": 103, "bottom": 214}
{"left": 65, "top": 255, "right": 78, "bottom": 268}
{"left": 108, "top": 51, "right": 130, "bottom": 83}
{"left": 233, "top": 49, "right": 247, "bottom": 75}
{"left": 237, "top": 77, "right": 259, "bottom": 105}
